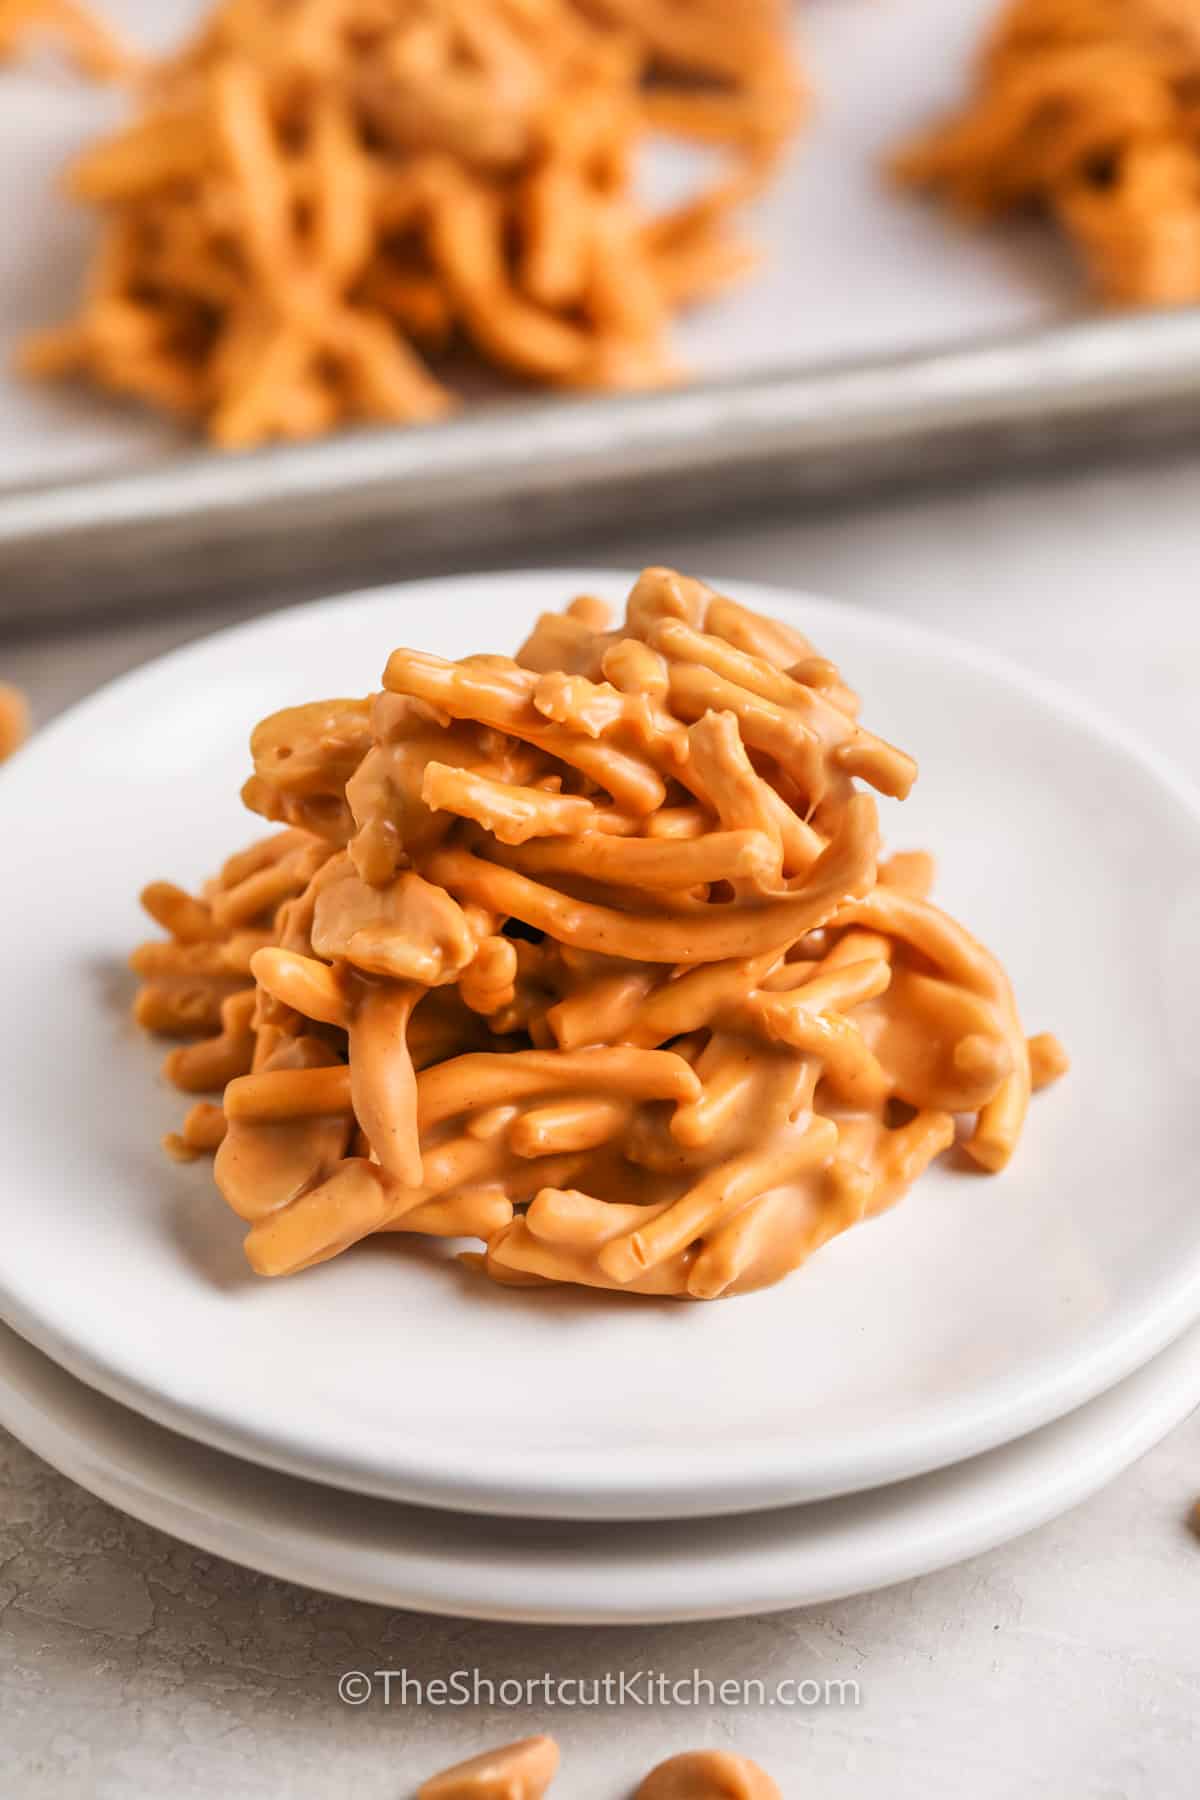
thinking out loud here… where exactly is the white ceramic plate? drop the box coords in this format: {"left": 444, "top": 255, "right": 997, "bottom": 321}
{"left": 2, "top": 571, "right": 1200, "bottom": 1521}
{"left": 2, "top": 1313, "right": 1199, "bottom": 1623}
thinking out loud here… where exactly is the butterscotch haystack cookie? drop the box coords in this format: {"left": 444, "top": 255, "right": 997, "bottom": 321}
{"left": 892, "top": 0, "right": 1200, "bottom": 305}
{"left": 636, "top": 1749, "right": 782, "bottom": 1798}
{"left": 133, "top": 569, "right": 1067, "bottom": 1300}
{"left": 418, "top": 1734, "right": 559, "bottom": 1799}
{"left": 12, "top": 0, "right": 801, "bottom": 446}
{"left": 0, "top": 683, "right": 30, "bottom": 762}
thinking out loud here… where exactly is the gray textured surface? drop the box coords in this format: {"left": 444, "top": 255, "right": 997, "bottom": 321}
{"left": 1, "top": 1399, "right": 1197, "bottom": 1798}
{"left": 3, "top": 455, "right": 1200, "bottom": 1796}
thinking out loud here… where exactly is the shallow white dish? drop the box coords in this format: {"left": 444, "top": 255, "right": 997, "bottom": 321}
{"left": 3, "top": 1313, "right": 1199, "bottom": 1623}
{"left": 2, "top": 570, "right": 1199, "bottom": 1521}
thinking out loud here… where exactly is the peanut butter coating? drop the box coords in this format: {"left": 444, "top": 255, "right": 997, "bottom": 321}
{"left": 132, "top": 568, "right": 1066, "bottom": 1296}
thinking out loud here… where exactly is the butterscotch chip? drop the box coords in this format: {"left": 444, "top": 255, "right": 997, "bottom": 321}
{"left": 635, "top": 1749, "right": 782, "bottom": 1799}
{"left": 417, "top": 1734, "right": 559, "bottom": 1800}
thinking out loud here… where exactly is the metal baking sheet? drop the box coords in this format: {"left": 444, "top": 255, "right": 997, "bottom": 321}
{"left": 3, "top": 0, "right": 1199, "bottom": 624}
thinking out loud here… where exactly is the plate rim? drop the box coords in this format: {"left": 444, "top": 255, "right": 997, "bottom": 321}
{"left": 2, "top": 1311, "right": 1199, "bottom": 1624}
{"left": 3, "top": 565, "right": 1200, "bottom": 1521}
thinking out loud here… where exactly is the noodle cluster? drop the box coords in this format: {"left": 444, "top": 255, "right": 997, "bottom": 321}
{"left": 11, "top": 0, "right": 800, "bottom": 445}
{"left": 133, "top": 569, "right": 1066, "bottom": 1300}
{"left": 893, "top": 0, "right": 1200, "bottom": 305}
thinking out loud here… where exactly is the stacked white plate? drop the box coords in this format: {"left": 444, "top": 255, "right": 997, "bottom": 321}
{"left": 3, "top": 571, "right": 1200, "bottom": 1624}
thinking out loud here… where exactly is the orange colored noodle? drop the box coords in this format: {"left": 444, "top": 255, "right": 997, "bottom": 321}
{"left": 133, "top": 569, "right": 1066, "bottom": 1298}
{"left": 12, "top": 0, "right": 802, "bottom": 444}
